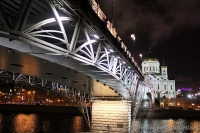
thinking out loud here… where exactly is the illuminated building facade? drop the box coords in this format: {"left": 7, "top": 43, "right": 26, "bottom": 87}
{"left": 142, "top": 48, "right": 176, "bottom": 98}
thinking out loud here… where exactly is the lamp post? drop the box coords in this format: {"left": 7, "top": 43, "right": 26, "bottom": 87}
{"left": 168, "top": 97, "right": 171, "bottom": 108}
{"left": 139, "top": 54, "right": 142, "bottom": 59}
{"left": 111, "top": 0, "right": 116, "bottom": 24}
{"left": 131, "top": 34, "right": 136, "bottom": 45}
{"left": 28, "top": 91, "right": 31, "bottom": 103}
{"left": 33, "top": 91, "right": 35, "bottom": 103}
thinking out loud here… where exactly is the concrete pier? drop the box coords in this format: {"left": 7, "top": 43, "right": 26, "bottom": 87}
{"left": 92, "top": 100, "right": 131, "bottom": 133}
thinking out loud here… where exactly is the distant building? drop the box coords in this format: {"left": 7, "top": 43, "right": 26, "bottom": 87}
{"left": 176, "top": 88, "right": 199, "bottom": 99}
{"left": 160, "top": 98, "right": 200, "bottom": 110}
{"left": 141, "top": 48, "right": 176, "bottom": 98}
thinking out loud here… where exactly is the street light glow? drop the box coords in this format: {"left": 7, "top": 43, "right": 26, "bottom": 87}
{"left": 139, "top": 54, "right": 142, "bottom": 58}
{"left": 131, "top": 34, "right": 136, "bottom": 41}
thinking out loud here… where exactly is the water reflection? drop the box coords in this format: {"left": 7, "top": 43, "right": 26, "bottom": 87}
{"left": 2, "top": 112, "right": 200, "bottom": 133}
{"left": 72, "top": 116, "right": 83, "bottom": 132}
{"left": 190, "top": 120, "right": 200, "bottom": 133}
{"left": 132, "top": 118, "right": 200, "bottom": 133}
{"left": 0, "top": 113, "right": 90, "bottom": 133}
{"left": 14, "top": 114, "right": 38, "bottom": 133}
{"left": 43, "top": 121, "right": 50, "bottom": 133}
{"left": 0, "top": 114, "right": 2, "bottom": 130}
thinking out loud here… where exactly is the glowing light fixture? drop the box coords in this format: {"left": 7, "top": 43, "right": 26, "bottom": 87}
{"left": 139, "top": 54, "right": 142, "bottom": 58}
{"left": 94, "top": 34, "right": 99, "bottom": 39}
{"left": 131, "top": 34, "right": 136, "bottom": 41}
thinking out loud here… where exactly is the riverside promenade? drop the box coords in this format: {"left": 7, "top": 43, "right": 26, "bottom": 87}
{"left": 137, "top": 109, "right": 200, "bottom": 118}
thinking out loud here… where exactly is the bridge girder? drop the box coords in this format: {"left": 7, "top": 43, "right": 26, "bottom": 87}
{"left": 0, "top": 0, "right": 151, "bottom": 100}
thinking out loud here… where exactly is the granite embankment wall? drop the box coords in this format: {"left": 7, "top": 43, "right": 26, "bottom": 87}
{"left": 0, "top": 104, "right": 83, "bottom": 114}
{"left": 137, "top": 109, "right": 200, "bottom": 118}
{"left": 92, "top": 101, "right": 131, "bottom": 133}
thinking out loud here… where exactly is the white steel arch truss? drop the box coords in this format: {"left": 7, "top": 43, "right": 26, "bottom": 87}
{"left": 0, "top": 0, "right": 152, "bottom": 101}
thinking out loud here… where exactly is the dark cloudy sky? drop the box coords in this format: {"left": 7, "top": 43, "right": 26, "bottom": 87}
{"left": 96, "top": 0, "right": 200, "bottom": 90}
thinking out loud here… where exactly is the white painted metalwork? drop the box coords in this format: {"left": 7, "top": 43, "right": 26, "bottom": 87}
{"left": 0, "top": 0, "right": 156, "bottom": 130}
{"left": 0, "top": 0, "right": 154, "bottom": 106}
{"left": 0, "top": 70, "right": 91, "bottom": 103}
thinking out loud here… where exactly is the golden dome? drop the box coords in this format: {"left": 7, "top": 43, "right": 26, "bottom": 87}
{"left": 142, "top": 48, "right": 159, "bottom": 62}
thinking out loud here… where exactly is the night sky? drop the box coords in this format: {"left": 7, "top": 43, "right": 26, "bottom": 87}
{"left": 95, "top": 0, "right": 200, "bottom": 91}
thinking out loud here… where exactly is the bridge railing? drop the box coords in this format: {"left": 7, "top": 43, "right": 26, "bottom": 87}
{"left": 88, "top": 0, "right": 143, "bottom": 77}
{"left": 0, "top": 70, "right": 91, "bottom": 107}
{"left": 88, "top": 0, "right": 116, "bottom": 37}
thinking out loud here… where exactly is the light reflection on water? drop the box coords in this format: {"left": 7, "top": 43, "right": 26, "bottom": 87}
{"left": 2, "top": 113, "right": 200, "bottom": 133}
{"left": 14, "top": 114, "right": 38, "bottom": 133}
{"left": 132, "top": 118, "right": 200, "bottom": 133}
{"left": 0, "top": 113, "right": 90, "bottom": 133}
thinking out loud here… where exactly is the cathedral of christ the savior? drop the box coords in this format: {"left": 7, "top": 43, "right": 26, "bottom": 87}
{"left": 141, "top": 48, "right": 176, "bottom": 99}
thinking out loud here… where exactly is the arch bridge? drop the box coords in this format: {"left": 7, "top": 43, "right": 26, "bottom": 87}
{"left": 0, "top": 0, "right": 155, "bottom": 132}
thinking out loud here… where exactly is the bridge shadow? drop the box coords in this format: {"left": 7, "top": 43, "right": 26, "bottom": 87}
{"left": 137, "top": 98, "right": 161, "bottom": 118}
{"left": 136, "top": 108, "right": 150, "bottom": 118}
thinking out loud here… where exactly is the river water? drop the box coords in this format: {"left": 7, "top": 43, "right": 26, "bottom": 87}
{"left": 132, "top": 118, "right": 200, "bottom": 133}
{"left": 0, "top": 113, "right": 90, "bottom": 133}
{"left": 0, "top": 112, "right": 200, "bottom": 133}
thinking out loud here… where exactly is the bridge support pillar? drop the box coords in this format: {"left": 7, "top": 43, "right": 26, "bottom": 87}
{"left": 92, "top": 100, "right": 131, "bottom": 133}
